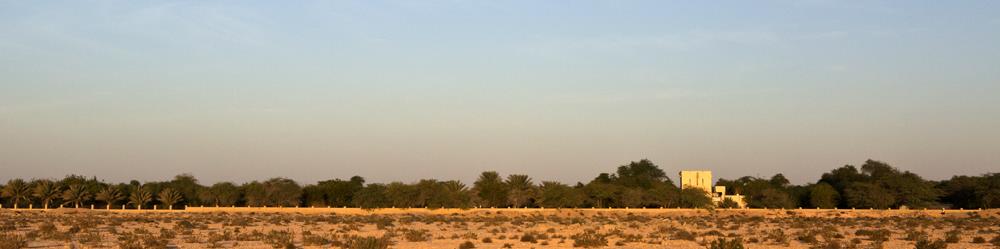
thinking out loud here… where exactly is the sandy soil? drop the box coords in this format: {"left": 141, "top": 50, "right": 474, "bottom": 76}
{"left": 1, "top": 208, "right": 998, "bottom": 248}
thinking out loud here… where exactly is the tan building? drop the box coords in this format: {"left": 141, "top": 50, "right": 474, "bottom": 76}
{"left": 679, "top": 170, "right": 713, "bottom": 193}
{"left": 679, "top": 170, "right": 745, "bottom": 208}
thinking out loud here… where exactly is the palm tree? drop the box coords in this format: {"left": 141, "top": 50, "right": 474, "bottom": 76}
{"left": 62, "top": 184, "right": 91, "bottom": 208}
{"left": 1, "top": 179, "right": 32, "bottom": 208}
{"left": 96, "top": 186, "right": 125, "bottom": 209}
{"left": 32, "top": 180, "right": 62, "bottom": 209}
{"left": 129, "top": 186, "right": 153, "bottom": 210}
{"left": 473, "top": 171, "right": 508, "bottom": 208}
{"left": 441, "top": 180, "right": 472, "bottom": 208}
{"left": 157, "top": 188, "right": 183, "bottom": 210}
{"left": 505, "top": 174, "right": 536, "bottom": 208}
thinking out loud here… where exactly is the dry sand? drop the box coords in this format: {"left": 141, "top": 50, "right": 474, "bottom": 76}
{"left": 1, "top": 208, "right": 998, "bottom": 248}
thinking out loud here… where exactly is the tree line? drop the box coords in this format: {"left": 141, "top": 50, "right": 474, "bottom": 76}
{"left": 1, "top": 159, "right": 997, "bottom": 210}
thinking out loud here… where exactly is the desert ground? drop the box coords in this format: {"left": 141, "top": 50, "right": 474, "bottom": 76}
{"left": 1, "top": 208, "right": 998, "bottom": 249}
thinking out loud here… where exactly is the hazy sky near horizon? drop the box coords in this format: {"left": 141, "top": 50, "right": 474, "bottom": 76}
{"left": 2, "top": 1, "right": 999, "bottom": 186}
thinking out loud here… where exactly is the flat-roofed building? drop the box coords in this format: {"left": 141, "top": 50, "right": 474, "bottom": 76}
{"left": 679, "top": 170, "right": 745, "bottom": 208}
{"left": 679, "top": 170, "right": 713, "bottom": 193}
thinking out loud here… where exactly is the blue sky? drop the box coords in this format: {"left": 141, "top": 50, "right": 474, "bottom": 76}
{"left": 1, "top": 1, "right": 998, "bottom": 185}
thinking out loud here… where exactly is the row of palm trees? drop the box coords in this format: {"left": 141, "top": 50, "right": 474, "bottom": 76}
{"left": 0, "top": 179, "right": 184, "bottom": 210}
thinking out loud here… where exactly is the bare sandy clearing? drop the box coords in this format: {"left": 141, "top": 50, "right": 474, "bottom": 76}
{"left": 1, "top": 208, "right": 998, "bottom": 248}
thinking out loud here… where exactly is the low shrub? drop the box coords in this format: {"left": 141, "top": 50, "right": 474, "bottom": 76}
{"left": 263, "top": 230, "right": 294, "bottom": 249}
{"left": 347, "top": 235, "right": 393, "bottom": 249}
{"left": 458, "top": 241, "right": 476, "bottom": 249}
{"left": 945, "top": 230, "right": 961, "bottom": 243}
{"left": 0, "top": 232, "right": 29, "bottom": 249}
{"left": 914, "top": 238, "right": 947, "bottom": 249}
{"left": 404, "top": 229, "right": 431, "bottom": 242}
{"left": 709, "top": 238, "right": 745, "bottom": 249}
{"left": 855, "top": 229, "right": 891, "bottom": 242}
{"left": 571, "top": 230, "right": 608, "bottom": 248}
{"left": 971, "top": 236, "right": 985, "bottom": 243}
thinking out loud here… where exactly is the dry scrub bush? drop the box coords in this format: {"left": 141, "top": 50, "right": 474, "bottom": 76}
{"left": 0, "top": 232, "right": 28, "bottom": 249}
{"left": 403, "top": 229, "right": 431, "bottom": 242}
{"left": 709, "top": 237, "right": 745, "bottom": 249}
{"left": 458, "top": 240, "right": 476, "bottom": 249}
{"left": 263, "top": 230, "right": 294, "bottom": 249}
{"left": 914, "top": 238, "right": 947, "bottom": 249}
{"left": 571, "top": 229, "right": 607, "bottom": 248}
{"left": 346, "top": 235, "right": 393, "bottom": 249}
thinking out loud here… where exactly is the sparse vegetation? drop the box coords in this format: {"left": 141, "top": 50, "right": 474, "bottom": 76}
{"left": 709, "top": 237, "right": 745, "bottom": 249}
{"left": 572, "top": 229, "right": 608, "bottom": 248}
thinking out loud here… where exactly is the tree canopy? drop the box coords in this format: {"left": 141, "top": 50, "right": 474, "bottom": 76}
{"left": 1, "top": 159, "right": 994, "bottom": 210}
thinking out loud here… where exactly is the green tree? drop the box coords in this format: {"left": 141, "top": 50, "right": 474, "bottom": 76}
{"left": 473, "top": 171, "right": 508, "bottom": 208}
{"left": 305, "top": 176, "right": 365, "bottom": 207}
{"left": 385, "top": 181, "right": 418, "bottom": 208}
{"left": 844, "top": 182, "right": 894, "bottom": 209}
{"left": 977, "top": 173, "right": 1000, "bottom": 208}
{"left": 505, "top": 174, "right": 536, "bottom": 208}
{"left": 62, "top": 184, "right": 91, "bottom": 208}
{"left": 413, "top": 179, "right": 449, "bottom": 209}
{"left": 241, "top": 181, "right": 267, "bottom": 206}
{"left": 618, "top": 188, "right": 644, "bottom": 208}
{"left": 440, "top": 180, "right": 473, "bottom": 208}
{"left": 96, "top": 186, "right": 125, "bottom": 209}
{"left": 678, "top": 188, "right": 712, "bottom": 208}
{"left": 353, "top": 183, "right": 389, "bottom": 209}
{"left": 819, "top": 165, "right": 864, "bottom": 207}
{"left": 165, "top": 174, "right": 203, "bottom": 206}
{"left": 862, "top": 160, "right": 939, "bottom": 208}
{"left": 614, "top": 159, "right": 668, "bottom": 189}
{"left": 263, "top": 178, "right": 302, "bottom": 207}
{"left": 584, "top": 180, "right": 620, "bottom": 208}
{"left": 719, "top": 176, "right": 787, "bottom": 208}
{"left": 644, "top": 182, "right": 680, "bottom": 208}
{"left": 1, "top": 179, "right": 32, "bottom": 208}
{"left": 808, "top": 183, "right": 839, "bottom": 208}
{"left": 769, "top": 174, "right": 790, "bottom": 188}
{"left": 200, "top": 182, "right": 241, "bottom": 207}
{"left": 758, "top": 188, "right": 794, "bottom": 209}
{"left": 538, "top": 181, "right": 583, "bottom": 208}
{"left": 32, "top": 180, "right": 62, "bottom": 209}
{"left": 718, "top": 198, "right": 740, "bottom": 208}
{"left": 129, "top": 186, "right": 153, "bottom": 210}
{"left": 157, "top": 188, "right": 183, "bottom": 210}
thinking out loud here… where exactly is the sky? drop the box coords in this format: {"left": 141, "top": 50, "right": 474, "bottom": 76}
{"left": 1, "top": 0, "right": 999, "bottom": 186}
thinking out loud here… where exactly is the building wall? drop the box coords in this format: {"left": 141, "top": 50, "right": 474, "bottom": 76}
{"left": 679, "top": 170, "right": 712, "bottom": 193}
